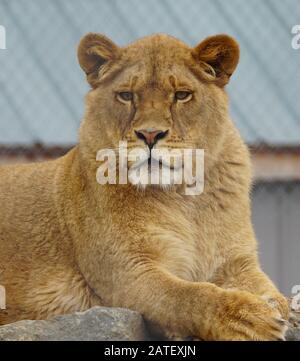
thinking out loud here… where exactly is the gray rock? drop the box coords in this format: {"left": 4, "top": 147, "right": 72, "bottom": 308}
{"left": 0, "top": 306, "right": 299, "bottom": 341}
{"left": 0, "top": 307, "right": 149, "bottom": 341}
{"left": 286, "top": 311, "right": 300, "bottom": 341}
{"left": 286, "top": 327, "right": 300, "bottom": 341}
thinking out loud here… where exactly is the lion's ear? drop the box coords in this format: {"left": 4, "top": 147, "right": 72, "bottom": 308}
{"left": 193, "top": 34, "right": 239, "bottom": 86}
{"left": 78, "top": 33, "right": 119, "bottom": 88}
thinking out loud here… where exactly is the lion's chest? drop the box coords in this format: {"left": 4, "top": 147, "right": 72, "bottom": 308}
{"left": 145, "top": 216, "right": 220, "bottom": 282}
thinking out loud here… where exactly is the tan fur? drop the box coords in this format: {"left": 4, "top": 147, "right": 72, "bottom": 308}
{"left": 0, "top": 33, "right": 288, "bottom": 340}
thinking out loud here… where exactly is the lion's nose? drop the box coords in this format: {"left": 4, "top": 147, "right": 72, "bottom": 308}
{"left": 134, "top": 128, "right": 169, "bottom": 148}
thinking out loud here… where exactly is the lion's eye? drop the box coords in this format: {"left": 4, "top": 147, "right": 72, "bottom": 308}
{"left": 175, "top": 91, "right": 192, "bottom": 102}
{"left": 117, "top": 91, "right": 134, "bottom": 102}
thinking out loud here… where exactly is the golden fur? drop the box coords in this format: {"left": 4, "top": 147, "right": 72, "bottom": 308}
{"left": 0, "top": 33, "right": 288, "bottom": 340}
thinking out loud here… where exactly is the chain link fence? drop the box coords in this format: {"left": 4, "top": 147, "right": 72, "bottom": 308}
{"left": 0, "top": 0, "right": 299, "bottom": 294}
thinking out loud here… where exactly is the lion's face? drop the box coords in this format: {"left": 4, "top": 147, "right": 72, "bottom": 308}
{"left": 78, "top": 33, "right": 239, "bottom": 189}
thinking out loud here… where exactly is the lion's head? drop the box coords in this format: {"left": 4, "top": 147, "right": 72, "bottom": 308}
{"left": 77, "top": 33, "right": 239, "bottom": 191}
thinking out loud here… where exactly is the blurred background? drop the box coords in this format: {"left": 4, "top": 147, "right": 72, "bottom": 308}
{"left": 0, "top": 0, "right": 299, "bottom": 295}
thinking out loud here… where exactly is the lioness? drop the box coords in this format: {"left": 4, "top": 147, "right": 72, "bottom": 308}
{"left": 0, "top": 33, "right": 289, "bottom": 340}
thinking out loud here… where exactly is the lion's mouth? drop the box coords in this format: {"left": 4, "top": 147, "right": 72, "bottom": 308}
{"left": 129, "top": 153, "right": 180, "bottom": 172}
{"left": 129, "top": 158, "right": 178, "bottom": 173}
{"left": 147, "top": 157, "right": 176, "bottom": 171}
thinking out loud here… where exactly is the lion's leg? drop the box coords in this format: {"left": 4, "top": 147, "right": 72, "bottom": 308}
{"left": 111, "top": 265, "right": 287, "bottom": 340}
{"left": 212, "top": 255, "right": 289, "bottom": 320}
{"left": 0, "top": 267, "right": 103, "bottom": 325}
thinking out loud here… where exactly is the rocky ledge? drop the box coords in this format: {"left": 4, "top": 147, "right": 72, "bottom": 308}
{"left": 0, "top": 306, "right": 299, "bottom": 341}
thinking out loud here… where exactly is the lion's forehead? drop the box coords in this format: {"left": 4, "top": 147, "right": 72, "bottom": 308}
{"left": 119, "top": 34, "right": 192, "bottom": 73}
{"left": 114, "top": 55, "right": 196, "bottom": 90}
{"left": 101, "top": 35, "right": 199, "bottom": 90}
